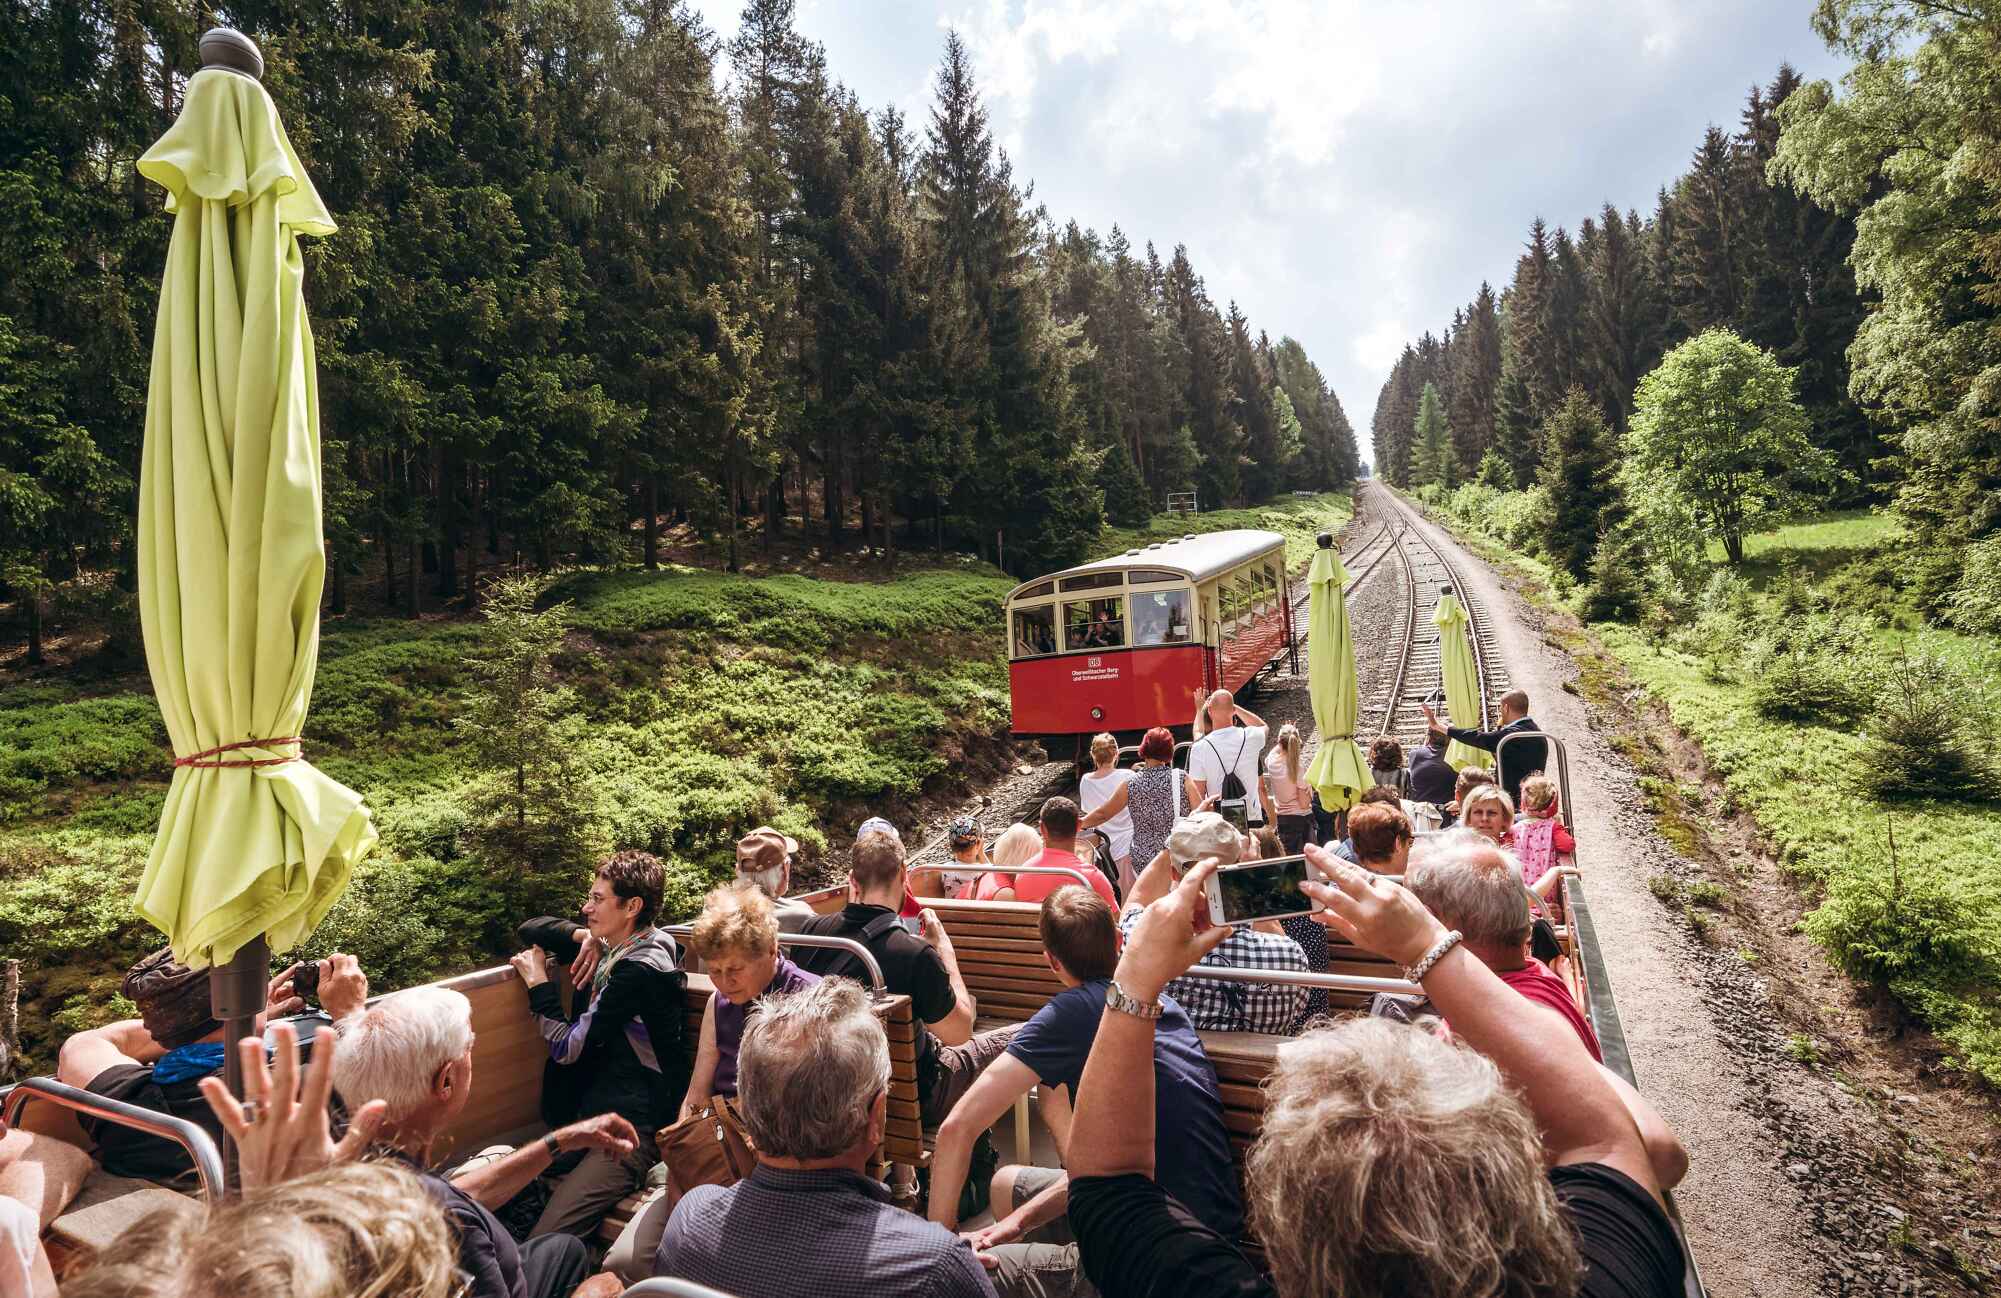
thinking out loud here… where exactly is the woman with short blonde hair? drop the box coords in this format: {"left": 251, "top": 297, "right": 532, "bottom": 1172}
{"left": 972, "top": 822, "right": 1049, "bottom": 901}
{"left": 681, "top": 882, "right": 821, "bottom": 1119}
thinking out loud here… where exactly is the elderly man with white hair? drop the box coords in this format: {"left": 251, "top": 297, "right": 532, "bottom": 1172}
{"left": 645, "top": 978, "right": 996, "bottom": 1298}
{"left": 331, "top": 986, "right": 639, "bottom": 1298}
{"left": 1116, "top": 813, "right": 1309, "bottom": 1034}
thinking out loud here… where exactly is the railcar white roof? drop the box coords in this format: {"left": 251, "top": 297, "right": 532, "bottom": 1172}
{"left": 1005, "top": 529, "right": 1286, "bottom": 603}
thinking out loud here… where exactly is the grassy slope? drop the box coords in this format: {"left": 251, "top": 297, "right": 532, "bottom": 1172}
{"left": 1425, "top": 496, "right": 2001, "bottom": 1083}
{"left": 0, "top": 493, "right": 1351, "bottom": 1068}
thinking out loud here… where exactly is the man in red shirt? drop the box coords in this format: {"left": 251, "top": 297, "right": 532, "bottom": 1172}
{"left": 1403, "top": 831, "right": 1602, "bottom": 1060}
{"left": 1000, "top": 797, "right": 1119, "bottom": 907}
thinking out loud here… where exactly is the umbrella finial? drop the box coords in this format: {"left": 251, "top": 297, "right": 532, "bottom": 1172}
{"left": 200, "top": 27, "right": 264, "bottom": 81}
{"left": 1440, "top": 583, "right": 1454, "bottom": 597}
{"left": 1316, "top": 531, "right": 1334, "bottom": 550}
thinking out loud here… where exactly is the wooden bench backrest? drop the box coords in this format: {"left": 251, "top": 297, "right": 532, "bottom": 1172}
{"left": 449, "top": 965, "right": 552, "bottom": 1154}
{"left": 927, "top": 899, "right": 1066, "bottom": 1023}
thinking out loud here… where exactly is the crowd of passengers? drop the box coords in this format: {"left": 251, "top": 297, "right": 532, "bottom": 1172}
{"left": 0, "top": 683, "right": 1690, "bottom": 1298}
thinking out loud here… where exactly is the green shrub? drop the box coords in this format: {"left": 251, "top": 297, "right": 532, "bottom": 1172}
{"left": 1749, "top": 641, "right": 1868, "bottom": 726}
{"left": 1806, "top": 850, "right": 1995, "bottom": 985}
{"left": 1855, "top": 649, "right": 1997, "bottom": 801}
{"left": 1945, "top": 535, "right": 2001, "bottom": 636}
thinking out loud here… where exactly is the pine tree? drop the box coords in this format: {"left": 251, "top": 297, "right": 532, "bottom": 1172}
{"left": 1411, "top": 382, "right": 1452, "bottom": 488}
{"left": 1448, "top": 283, "right": 1502, "bottom": 476}
{"left": 1537, "top": 388, "right": 1621, "bottom": 582}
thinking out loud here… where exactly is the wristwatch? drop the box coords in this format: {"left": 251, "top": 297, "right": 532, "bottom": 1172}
{"left": 1106, "top": 980, "right": 1164, "bottom": 1021}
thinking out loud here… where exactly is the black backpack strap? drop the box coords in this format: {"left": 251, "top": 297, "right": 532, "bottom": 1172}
{"left": 859, "top": 910, "right": 904, "bottom": 943}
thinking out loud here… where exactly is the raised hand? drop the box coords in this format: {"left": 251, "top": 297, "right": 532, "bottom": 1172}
{"left": 568, "top": 930, "right": 602, "bottom": 987}
{"left": 198, "top": 1022, "right": 386, "bottom": 1190}
{"left": 318, "top": 954, "right": 369, "bottom": 1021}
{"left": 1299, "top": 845, "right": 1449, "bottom": 968}
{"left": 265, "top": 963, "right": 305, "bottom": 1016}
{"left": 1114, "top": 858, "right": 1231, "bottom": 1002}
{"left": 555, "top": 1112, "right": 639, "bottom": 1158}
{"left": 510, "top": 946, "right": 550, "bottom": 988}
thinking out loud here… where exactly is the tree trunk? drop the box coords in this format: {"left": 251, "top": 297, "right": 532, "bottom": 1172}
{"left": 644, "top": 474, "right": 660, "bottom": 570}
{"left": 330, "top": 553, "right": 347, "bottom": 616}
{"left": 725, "top": 454, "right": 741, "bottom": 574}
{"left": 383, "top": 532, "right": 398, "bottom": 608}
{"left": 1724, "top": 533, "right": 1744, "bottom": 565}
{"left": 825, "top": 440, "right": 842, "bottom": 554}
{"left": 436, "top": 445, "right": 459, "bottom": 600}
{"left": 764, "top": 471, "right": 783, "bottom": 551}
{"left": 407, "top": 532, "right": 422, "bottom": 618}
{"left": 465, "top": 474, "right": 482, "bottom": 611}
{"left": 24, "top": 588, "right": 43, "bottom": 666}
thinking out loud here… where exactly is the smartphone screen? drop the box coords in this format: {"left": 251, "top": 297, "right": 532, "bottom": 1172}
{"left": 1210, "top": 855, "right": 1317, "bottom": 925}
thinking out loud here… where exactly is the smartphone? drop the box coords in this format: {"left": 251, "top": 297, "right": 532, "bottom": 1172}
{"left": 1204, "top": 855, "right": 1322, "bottom": 927}
{"left": 1216, "top": 798, "right": 1250, "bottom": 832}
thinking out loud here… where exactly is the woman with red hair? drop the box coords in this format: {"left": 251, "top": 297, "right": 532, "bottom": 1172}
{"left": 1079, "top": 727, "right": 1204, "bottom": 891}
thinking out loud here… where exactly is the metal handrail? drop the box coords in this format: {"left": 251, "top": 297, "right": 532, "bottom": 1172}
{"left": 976, "top": 864, "right": 1100, "bottom": 892}
{"left": 1496, "top": 730, "right": 1573, "bottom": 834}
{"left": 623, "top": 1280, "right": 744, "bottom": 1298}
{"left": 661, "top": 927, "right": 886, "bottom": 993}
{"left": 1170, "top": 964, "right": 1422, "bottom": 997}
{"left": 2, "top": 1075, "right": 225, "bottom": 1202}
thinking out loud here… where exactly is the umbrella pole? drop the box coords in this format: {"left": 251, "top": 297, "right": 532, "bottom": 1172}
{"left": 208, "top": 934, "right": 269, "bottom": 1192}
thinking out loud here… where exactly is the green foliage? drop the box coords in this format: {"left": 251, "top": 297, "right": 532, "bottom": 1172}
{"left": 1747, "top": 632, "right": 1870, "bottom": 727}
{"left": 1774, "top": 5, "right": 2001, "bottom": 605}
{"left": 453, "top": 576, "right": 610, "bottom": 875}
{"left": 1855, "top": 649, "right": 1998, "bottom": 801}
{"left": 1581, "top": 523, "right": 1648, "bottom": 623}
{"left": 1095, "top": 437, "right": 1152, "bottom": 528}
{"left": 1946, "top": 536, "right": 2001, "bottom": 636}
{"left": 1410, "top": 382, "right": 1452, "bottom": 488}
{"left": 1623, "top": 329, "right": 1840, "bottom": 567}
{"left": 1536, "top": 388, "right": 1622, "bottom": 582}
{"left": 0, "top": 694, "right": 167, "bottom": 821}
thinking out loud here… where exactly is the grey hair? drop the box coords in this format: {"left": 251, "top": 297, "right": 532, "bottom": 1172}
{"left": 1248, "top": 1017, "right": 1582, "bottom": 1298}
{"left": 737, "top": 861, "right": 786, "bottom": 898}
{"left": 736, "top": 979, "right": 890, "bottom": 1160}
{"left": 331, "top": 987, "right": 473, "bottom": 1124}
{"left": 1404, "top": 831, "right": 1533, "bottom": 950}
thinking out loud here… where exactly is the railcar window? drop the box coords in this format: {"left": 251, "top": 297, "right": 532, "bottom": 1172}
{"left": 1018, "top": 580, "right": 1055, "bottom": 600}
{"left": 1132, "top": 588, "right": 1192, "bottom": 645}
{"left": 1059, "top": 571, "right": 1123, "bottom": 592}
{"left": 1064, "top": 597, "right": 1126, "bottom": 649}
{"left": 1012, "top": 604, "right": 1057, "bottom": 657}
{"left": 1126, "top": 568, "right": 1182, "bottom": 585}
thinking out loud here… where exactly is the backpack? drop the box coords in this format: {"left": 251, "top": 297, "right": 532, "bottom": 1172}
{"left": 1204, "top": 730, "right": 1252, "bottom": 829}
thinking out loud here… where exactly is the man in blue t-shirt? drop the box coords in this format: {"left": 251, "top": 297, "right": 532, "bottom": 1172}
{"left": 927, "top": 886, "right": 1241, "bottom": 1296}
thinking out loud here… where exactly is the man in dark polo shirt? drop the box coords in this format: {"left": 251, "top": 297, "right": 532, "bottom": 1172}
{"left": 793, "top": 831, "right": 1018, "bottom": 1125}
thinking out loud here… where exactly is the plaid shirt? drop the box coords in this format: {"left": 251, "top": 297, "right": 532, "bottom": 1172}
{"left": 1118, "top": 907, "right": 1309, "bottom": 1034}
{"left": 656, "top": 1164, "right": 996, "bottom": 1298}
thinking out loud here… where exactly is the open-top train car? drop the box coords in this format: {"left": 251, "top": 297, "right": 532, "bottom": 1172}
{"left": 1003, "top": 530, "right": 1298, "bottom": 755}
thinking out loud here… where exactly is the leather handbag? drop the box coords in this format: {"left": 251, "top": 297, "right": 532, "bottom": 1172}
{"left": 656, "top": 1095, "right": 756, "bottom": 1198}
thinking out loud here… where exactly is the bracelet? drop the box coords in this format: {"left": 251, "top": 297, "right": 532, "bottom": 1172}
{"left": 1402, "top": 930, "right": 1463, "bottom": 983}
{"left": 543, "top": 1131, "right": 563, "bottom": 1159}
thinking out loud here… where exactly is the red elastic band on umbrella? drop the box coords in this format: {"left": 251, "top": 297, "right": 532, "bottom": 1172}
{"left": 172, "top": 737, "right": 304, "bottom": 769}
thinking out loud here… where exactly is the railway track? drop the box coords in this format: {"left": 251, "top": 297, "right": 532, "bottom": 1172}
{"left": 1356, "top": 484, "right": 1509, "bottom": 744}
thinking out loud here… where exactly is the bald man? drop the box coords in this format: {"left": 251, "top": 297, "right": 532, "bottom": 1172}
{"left": 1188, "top": 688, "right": 1269, "bottom": 828}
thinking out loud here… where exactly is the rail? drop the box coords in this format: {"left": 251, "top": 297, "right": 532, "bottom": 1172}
{"left": 660, "top": 927, "right": 886, "bottom": 993}
{"left": 1495, "top": 729, "right": 1574, "bottom": 833}
{"left": 1178, "top": 964, "right": 1423, "bottom": 997}
{"left": 623, "top": 1280, "right": 743, "bottom": 1298}
{"left": 1, "top": 1075, "right": 226, "bottom": 1202}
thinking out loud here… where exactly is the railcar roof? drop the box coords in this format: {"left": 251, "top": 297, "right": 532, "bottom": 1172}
{"left": 1005, "top": 529, "right": 1285, "bottom": 602}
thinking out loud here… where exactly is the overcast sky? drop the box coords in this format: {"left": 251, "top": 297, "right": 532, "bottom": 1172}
{"left": 689, "top": 1, "right": 1845, "bottom": 452}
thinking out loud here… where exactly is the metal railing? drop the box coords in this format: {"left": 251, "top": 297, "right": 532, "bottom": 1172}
{"left": 1495, "top": 729, "right": 1573, "bottom": 833}
{"left": 2, "top": 1076, "right": 225, "bottom": 1201}
{"left": 1178, "top": 964, "right": 1422, "bottom": 998}
{"left": 661, "top": 927, "right": 886, "bottom": 993}
{"left": 623, "top": 1280, "right": 744, "bottom": 1298}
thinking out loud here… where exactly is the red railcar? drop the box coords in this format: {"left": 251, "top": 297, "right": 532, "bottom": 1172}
{"left": 1004, "top": 530, "right": 1296, "bottom": 750}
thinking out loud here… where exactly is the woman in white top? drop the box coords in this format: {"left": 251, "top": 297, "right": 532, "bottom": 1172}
{"left": 1076, "top": 732, "right": 1137, "bottom": 889}
{"left": 1264, "top": 722, "right": 1316, "bottom": 854}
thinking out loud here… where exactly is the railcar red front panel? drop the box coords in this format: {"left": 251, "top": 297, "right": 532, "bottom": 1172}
{"left": 1009, "top": 644, "right": 1208, "bottom": 736}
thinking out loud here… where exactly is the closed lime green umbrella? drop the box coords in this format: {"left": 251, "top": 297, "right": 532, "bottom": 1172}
{"left": 132, "top": 38, "right": 376, "bottom": 977}
{"left": 1303, "top": 533, "right": 1370, "bottom": 811}
{"left": 1433, "top": 589, "right": 1486, "bottom": 770}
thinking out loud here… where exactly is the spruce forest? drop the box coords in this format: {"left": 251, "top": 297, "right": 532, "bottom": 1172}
{"left": 0, "top": 0, "right": 1361, "bottom": 665}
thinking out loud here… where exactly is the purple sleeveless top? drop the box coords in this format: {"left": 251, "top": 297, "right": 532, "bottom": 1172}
{"left": 711, "top": 955, "right": 820, "bottom": 1097}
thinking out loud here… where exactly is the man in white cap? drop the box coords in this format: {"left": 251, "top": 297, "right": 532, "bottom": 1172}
{"left": 1118, "top": 812, "right": 1309, "bottom": 1034}
{"left": 736, "top": 826, "right": 811, "bottom": 933}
